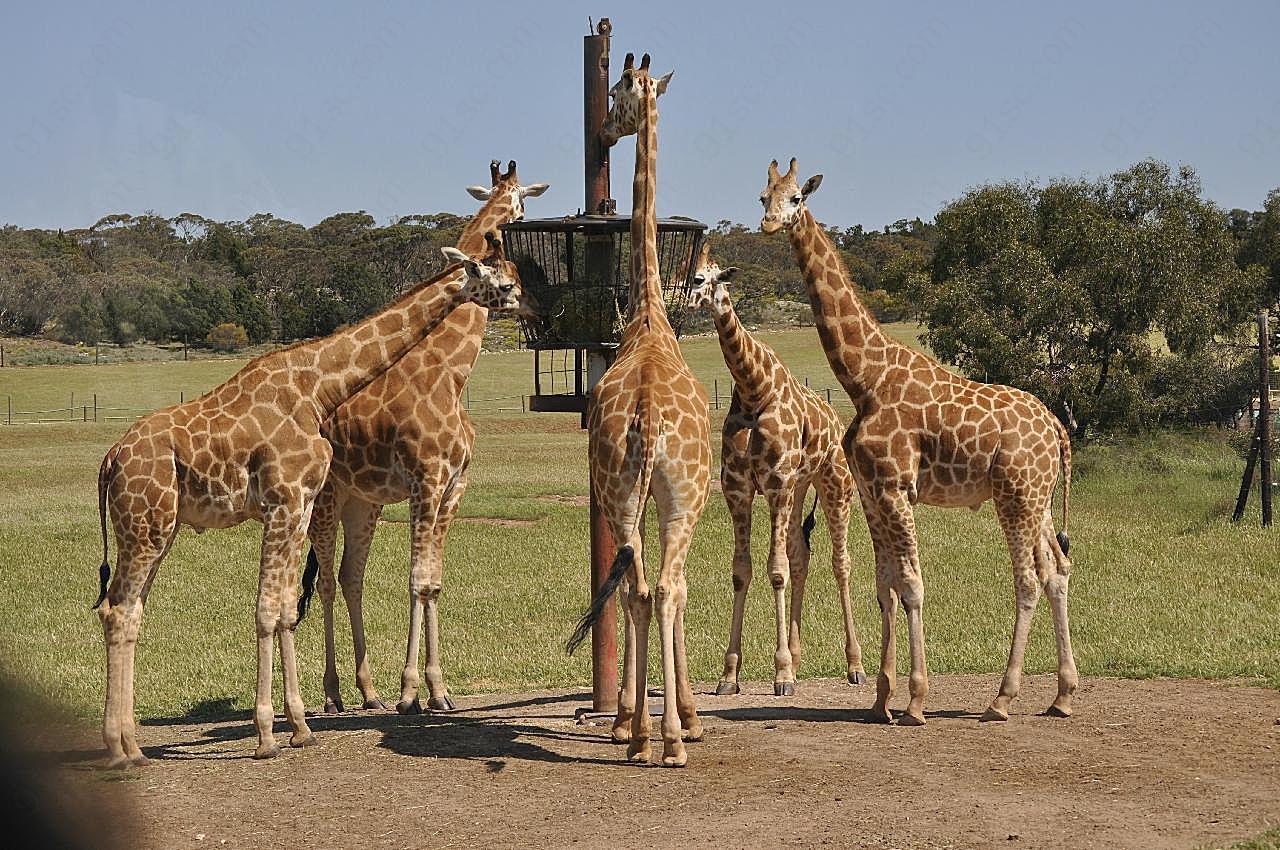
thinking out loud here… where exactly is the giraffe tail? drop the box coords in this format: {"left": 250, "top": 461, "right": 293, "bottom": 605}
{"left": 565, "top": 546, "right": 634, "bottom": 655}
{"left": 93, "top": 451, "right": 114, "bottom": 610}
{"left": 1054, "top": 418, "right": 1072, "bottom": 557}
{"left": 296, "top": 547, "right": 320, "bottom": 623}
{"left": 564, "top": 399, "right": 659, "bottom": 655}
{"left": 800, "top": 491, "right": 818, "bottom": 551}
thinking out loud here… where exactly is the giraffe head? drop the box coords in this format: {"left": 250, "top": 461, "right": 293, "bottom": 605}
{"left": 687, "top": 241, "right": 739, "bottom": 314}
{"left": 464, "top": 159, "right": 550, "bottom": 223}
{"left": 600, "top": 53, "right": 673, "bottom": 147}
{"left": 760, "top": 158, "right": 823, "bottom": 235}
{"left": 441, "top": 232, "right": 535, "bottom": 316}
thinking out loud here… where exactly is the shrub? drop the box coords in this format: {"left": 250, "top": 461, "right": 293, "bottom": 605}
{"left": 205, "top": 322, "right": 249, "bottom": 352}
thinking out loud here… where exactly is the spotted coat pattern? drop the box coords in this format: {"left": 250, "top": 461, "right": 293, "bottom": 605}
{"left": 761, "top": 157, "right": 1077, "bottom": 726}
{"left": 687, "top": 253, "right": 866, "bottom": 697}
{"left": 94, "top": 244, "right": 526, "bottom": 768}
{"left": 589, "top": 53, "right": 708, "bottom": 767}
{"left": 305, "top": 160, "right": 549, "bottom": 716}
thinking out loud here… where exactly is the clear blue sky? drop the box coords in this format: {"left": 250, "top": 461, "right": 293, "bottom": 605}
{"left": 3, "top": 1, "right": 1277, "bottom": 232}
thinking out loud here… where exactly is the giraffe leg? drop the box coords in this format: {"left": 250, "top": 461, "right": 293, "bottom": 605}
{"left": 764, "top": 487, "right": 797, "bottom": 696}
{"left": 612, "top": 573, "right": 639, "bottom": 744}
{"left": 655, "top": 510, "right": 700, "bottom": 767}
{"left": 421, "top": 467, "right": 469, "bottom": 712}
{"left": 785, "top": 483, "right": 812, "bottom": 685}
{"left": 863, "top": 485, "right": 926, "bottom": 724}
{"left": 338, "top": 499, "right": 385, "bottom": 710}
{"left": 399, "top": 481, "right": 444, "bottom": 715}
{"left": 254, "top": 503, "right": 316, "bottom": 758}
{"left": 612, "top": 514, "right": 644, "bottom": 744}
{"left": 716, "top": 468, "right": 754, "bottom": 696}
{"left": 308, "top": 486, "right": 344, "bottom": 714}
{"left": 1041, "top": 515, "right": 1078, "bottom": 717}
{"left": 673, "top": 598, "right": 703, "bottom": 742}
{"left": 983, "top": 495, "right": 1043, "bottom": 722}
{"left": 624, "top": 563, "right": 653, "bottom": 763}
{"left": 101, "top": 504, "right": 176, "bottom": 769}
{"left": 818, "top": 459, "right": 866, "bottom": 684}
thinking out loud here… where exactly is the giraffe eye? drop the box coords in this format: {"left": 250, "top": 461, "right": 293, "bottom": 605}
{"left": 759, "top": 197, "right": 767, "bottom": 207}
{"left": 792, "top": 195, "right": 802, "bottom": 204}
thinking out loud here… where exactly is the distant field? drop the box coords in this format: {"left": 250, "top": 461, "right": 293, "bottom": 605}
{"left": 0, "top": 325, "right": 1276, "bottom": 726}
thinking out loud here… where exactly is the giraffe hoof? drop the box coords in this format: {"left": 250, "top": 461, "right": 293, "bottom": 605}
{"left": 323, "top": 700, "right": 344, "bottom": 715}
{"left": 774, "top": 682, "right": 795, "bottom": 697}
{"left": 610, "top": 725, "right": 631, "bottom": 744}
{"left": 290, "top": 734, "right": 319, "bottom": 749}
{"left": 396, "top": 699, "right": 423, "bottom": 715}
{"left": 1045, "top": 701, "right": 1072, "bottom": 718}
{"left": 980, "top": 706, "right": 1009, "bottom": 722}
{"left": 714, "top": 681, "right": 740, "bottom": 696}
{"left": 253, "top": 744, "right": 282, "bottom": 760}
{"left": 103, "top": 755, "right": 132, "bottom": 771}
{"left": 681, "top": 722, "right": 704, "bottom": 742}
{"left": 626, "top": 742, "right": 651, "bottom": 763}
{"left": 661, "top": 749, "right": 688, "bottom": 768}
{"left": 869, "top": 705, "right": 893, "bottom": 724}
{"left": 898, "top": 712, "right": 926, "bottom": 727}
{"left": 427, "top": 695, "right": 457, "bottom": 712}
{"left": 129, "top": 753, "right": 151, "bottom": 767}
{"left": 363, "top": 698, "right": 388, "bottom": 711}
{"left": 848, "top": 671, "right": 868, "bottom": 685}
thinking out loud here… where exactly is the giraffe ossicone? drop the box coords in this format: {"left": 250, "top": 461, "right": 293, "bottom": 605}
{"left": 760, "top": 156, "right": 1077, "bottom": 726}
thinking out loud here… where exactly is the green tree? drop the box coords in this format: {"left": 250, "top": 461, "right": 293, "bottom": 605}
{"left": 921, "top": 161, "right": 1260, "bottom": 433}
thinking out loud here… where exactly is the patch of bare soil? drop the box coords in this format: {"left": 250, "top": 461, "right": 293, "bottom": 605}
{"left": 46, "top": 676, "right": 1280, "bottom": 850}
{"left": 538, "top": 493, "right": 591, "bottom": 507}
{"left": 454, "top": 516, "right": 538, "bottom": 528}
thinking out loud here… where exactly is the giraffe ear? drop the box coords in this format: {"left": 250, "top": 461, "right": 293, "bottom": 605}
{"left": 520, "top": 182, "right": 550, "bottom": 198}
{"left": 466, "top": 186, "right": 493, "bottom": 201}
{"left": 441, "top": 247, "right": 481, "bottom": 278}
{"left": 801, "top": 174, "right": 823, "bottom": 197}
{"left": 656, "top": 71, "right": 673, "bottom": 96}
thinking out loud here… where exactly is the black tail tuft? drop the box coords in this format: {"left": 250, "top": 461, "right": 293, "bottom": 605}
{"left": 565, "top": 546, "right": 634, "bottom": 655}
{"left": 800, "top": 493, "right": 818, "bottom": 550}
{"left": 92, "top": 561, "right": 110, "bottom": 610}
{"left": 297, "top": 547, "right": 319, "bottom": 623}
{"left": 1056, "top": 531, "right": 1070, "bottom": 557}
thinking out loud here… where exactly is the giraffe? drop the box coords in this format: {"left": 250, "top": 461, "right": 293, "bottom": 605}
{"left": 686, "top": 246, "right": 866, "bottom": 697}
{"left": 298, "top": 160, "right": 549, "bottom": 716}
{"left": 93, "top": 239, "right": 528, "bottom": 768}
{"left": 565, "top": 53, "right": 710, "bottom": 768}
{"left": 759, "top": 157, "right": 1076, "bottom": 726}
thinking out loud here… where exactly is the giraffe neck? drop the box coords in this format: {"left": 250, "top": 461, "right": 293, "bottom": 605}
{"left": 294, "top": 267, "right": 468, "bottom": 416}
{"left": 789, "top": 207, "right": 892, "bottom": 408}
{"left": 627, "top": 83, "right": 672, "bottom": 336}
{"left": 456, "top": 197, "right": 519, "bottom": 258}
{"left": 711, "top": 297, "right": 780, "bottom": 411}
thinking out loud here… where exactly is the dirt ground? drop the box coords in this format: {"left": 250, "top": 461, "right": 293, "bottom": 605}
{"left": 38, "top": 675, "right": 1280, "bottom": 850}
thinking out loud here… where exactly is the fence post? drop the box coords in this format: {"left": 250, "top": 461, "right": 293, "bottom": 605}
{"left": 180, "top": 391, "right": 184, "bottom": 404}
{"left": 1, "top": 344, "right": 4, "bottom": 367}
{"left": 94, "top": 393, "right": 98, "bottom": 422}
{"left": 466, "top": 386, "right": 471, "bottom": 412}
{"left": 95, "top": 345, "right": 100, "bottom": 365}
{"left": 1259, "top": 309, "right": 1272, "bottom": 527}
{"left": 826, "top": 388, "right": 831, "bottom": 404}
{"left": 713, "top": 378, "right": 718, "bottom": 410}
{"left": 70, "top": 391, "right": 74, "bottom": 421}
{"left": 6, "top": 395, "right": 10, "bottom": 425}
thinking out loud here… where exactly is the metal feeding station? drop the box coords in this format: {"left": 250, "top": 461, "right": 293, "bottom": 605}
{"left": 499, "top": 18, "right": 706, "bottom": 713}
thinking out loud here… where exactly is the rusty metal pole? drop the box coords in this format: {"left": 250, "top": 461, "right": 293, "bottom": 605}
{"left": 584, "top": 17, "right": 618, "bottom": 713}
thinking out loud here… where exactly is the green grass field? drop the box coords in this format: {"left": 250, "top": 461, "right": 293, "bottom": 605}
{"left": 0, "top": 325, "right": 1276, "bottom": 725}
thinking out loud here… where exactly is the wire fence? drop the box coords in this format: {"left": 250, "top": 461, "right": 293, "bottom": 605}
{"left": 1, "top": 378, "right": 856, "bottom": 426}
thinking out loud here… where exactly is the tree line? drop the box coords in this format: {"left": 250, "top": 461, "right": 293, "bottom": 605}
{"left": 1, "top": 159, "right": 1276, "bottom": 434}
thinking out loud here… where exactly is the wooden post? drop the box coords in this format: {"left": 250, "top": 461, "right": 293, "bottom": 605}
{"left": 94, "top": 393, "right": 98, "bottom": 423}
{"left": 1233, "top": 419, "right": 1261, "bottom": 522}
{"left": 1, "top": 344, "right": 5, "bottom": 367}
{"left": 1259, "top": 309, "right": 1272, "bottom": 527}
{"left": 584, "top": 18, "right": 617, "bottom": 714}
{"left": 69, "top": 392, "right": 74, "bottom": 421}
{"left": 6, "top": 395, "right": 10, "bottom": 425}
